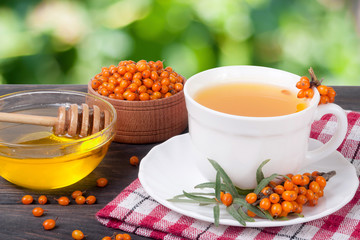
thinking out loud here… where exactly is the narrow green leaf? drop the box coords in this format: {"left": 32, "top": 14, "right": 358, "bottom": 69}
{"left": 236, "top": 187, "right": 254, "bottom": 196}
{"left": 280, "top": 174, "right": 291, "bottom": 181}
{"left": 172, "top": 192, "right": 215, "bottom": 199}
{"left": 226, "top": 205, "right": 246, "bottom": 226}
{"left": 215, "top": 172, "right": 221, "bottom": 202}
{"left": 195, "top": 182, "right": 229, "bottom": 192}
{"left": 208, "top": 159, "right": 240, "bottom": 198}
{"left": 213, "top": 204, "right": 220, "bottom": 227}
{"left": 195, "top": 182, "right": 253, "bottom": 196}
{"left": 254, "top": 173, "right": 279, "bottom": 195}
{"left": 256, "top": 159, "right": 271, "bottom": 184}
{"left": 167, "top": 198, "right": 205, "bottom": 203}
{"left": 276, "top": 216, "right": 290, "bottom": 221}
{"left": 233, "top": 198, "right": 273, "bottom": 220}
{"left": 183, "top": 191, "right": 217, "bottom": 204}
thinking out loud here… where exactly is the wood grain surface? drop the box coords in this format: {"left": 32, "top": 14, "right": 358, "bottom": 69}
{"left": 0, "top": 84, "right": 359, "bottom": 240}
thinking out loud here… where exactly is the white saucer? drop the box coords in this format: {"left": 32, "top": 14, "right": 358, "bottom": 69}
{"left": 138, "top": 133, "right": 359, "bottom": 227}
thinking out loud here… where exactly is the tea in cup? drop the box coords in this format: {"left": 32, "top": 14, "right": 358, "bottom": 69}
{"left": 184, "top": 66, "right": 348, "bottom": 189}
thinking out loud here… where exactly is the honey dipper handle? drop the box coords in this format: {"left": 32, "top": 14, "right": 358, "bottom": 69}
{"left": 0, "top": 112, "right": 58, "bottom": 126}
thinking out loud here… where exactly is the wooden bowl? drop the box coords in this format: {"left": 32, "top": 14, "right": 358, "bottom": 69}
{"left": 88, "top": 81, "right": 188, "bottom": 144}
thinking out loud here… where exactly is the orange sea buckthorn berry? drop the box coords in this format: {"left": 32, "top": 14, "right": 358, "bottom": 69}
{"left": 100, "top": 88, "right": 110, "bottom": 96}
{"left": 311, "top": 171, "right": 319, "bottom": 177}
{"left": 123, "top": 72, "right": 133, "bottom": 81}
{"left": 75, "top": 196, "right": 86, "bottom": 205}
{"left": 128, "top": 92, "right": 137, "bottom": 101}
{"left": 304, "top": 88, "right": 314, "bottom": 98}
{"left": 261, "top": 186, "right": 271, "bottom": 195}
{"left": 130, "top": 156, "right": 139, "bottom": 166}
{"left": 269, "top": 193, "right": 280, "bottom": 204}
{"left": 296, "top": 194, "right": 308, "bottom": 205}
{"left": 316, "top": 176, "right": 327, "bottom": 189}
{"left": 38, "top": 195, "right": 48, "bottom": 205}
{"left": 139, "top": 92, "right": 150, "bottom": 101}
{"left": 102, "top": 237, "right": 112, "bottom": 240}
{"left": 320, "top": 95, "right": 330, "bottom": 105}
{"left": 297, "top": 89, "right": 305, "bottom": 98}
{"left": 22, "top": 195, "right": 34, "bottom": 205}
{"left": 308, "top": 198, "right": 318, "bottom": 207}
{"left": 56, "top": 196, "right": 70, "bottom": 206}
{"left": 152, "top": 82, "right": 161, "bottom": 92}
{"left": 71, "top": 190, "right": 83, "bottom": 199}
{"left": 281, "top": 201, "right": 294, "bottom": 213}
{"left": 43, "top": 219, "right": 56, "bottom": 230}
{"left": 127, "top": 83, "right": 138, "bottom": 92}
{"left": 284, "top": 180, "right": 294, "bottom": 191}
{"left": 309, "top": 181, "right": 320, "bottom": 193}
{"left": 318, "top": 189, "right": 324, "bottom": 198}
{"left": 97, "top": 177, "right": 108, "bottom": 187}
{"left": 274, "top": 185, "right": 285, "bottom": 195}
{"left": 152, "top": 91, "right": 162, "bottom": 99}
{"left": 247, "top": 210, "right": 256, "bottom": 217}
{"left": 245, "top": 193, "right": 257, "bottom": 204}
{"left": 126, "top": 63, "right": 137, "bottom": 74}
{"left": 160, "top": 71, "right": 169, "bottom": 78}
{"left": 72, "top": 230, "right": 85, "bottom": 240}
{"left": 259, "top": 198, "right": 271, "bottom": 210}
{"left": 221, "top": 193, "right": 233, "bottom": 206}
{"left": 270, "top": 203, "right": 282, "bottom": 217}
{"left": 306, "top": 189, "right": 315, "bottom": 201}
{"left": 327, "top": 87, "right": 336, "bottom": 97}
{"left": 132, "top": 78, "right": 142, "bottom": 87}
{"left": 301, "top": 175, "right": 310, "bottom": 186}
{"left": 292, "top": 185, "right": 299, "bottom": 194}
{"left": 174, "top": 83, "right": 184, "bottom": 92}
{"left": 118, "top": 66, "right": 127, "bottom": 75}
{"left": 282, "top": 191, "right": 297, "bottom": 202}
{"left": 138, "top": 85, "right": 147, "bottom": 94}
{"left": 292, "top": 174, "right": 304, "bottom": 185}
{"left": 161, "top": 85, "right": 169, "bottom": 94}
{"left": 32, "top": 207, "right": 45, "bottom": 217}
{"left": 292, "top": 201, "right": 302, "bottom": 214}
{"left": 142, "top": 69, "right": 151, "bottom": 79}
{"left": 296, "top": 77, "right": 310, "bottom": 89}
{"left": 91, "top": 79, "right": 101, "bottom": 89}
{"left": 317, "top": 85, "right": 329, "bottom": 96}
{"left": 86, "top": 195, "right": 96, "bottom": 205}
{"left": 150, "top": 71, "right": 159, "bottom": 81}
{"left": 299, "top": 186, "right": 307, "bottom": 195}
{"left": 164, "top": 92, "right": 172, "bottom": 98}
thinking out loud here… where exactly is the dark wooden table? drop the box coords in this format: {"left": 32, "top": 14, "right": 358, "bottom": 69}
{"left": 0, "top": 84, "right": 359, "bottom": 240}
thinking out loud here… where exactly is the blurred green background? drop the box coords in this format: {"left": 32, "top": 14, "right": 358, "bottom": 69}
{"left": 0, "top": 0, "right": 359, "bottom": 85}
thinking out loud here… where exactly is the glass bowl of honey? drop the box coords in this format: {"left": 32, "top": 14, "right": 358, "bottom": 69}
{"left": 0, "top": 90, "right": 116, "bottom": 190}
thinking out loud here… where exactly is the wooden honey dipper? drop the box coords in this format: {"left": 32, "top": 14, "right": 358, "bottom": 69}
{"left": 0, "top": 104, "right": 111, "bottom": 137}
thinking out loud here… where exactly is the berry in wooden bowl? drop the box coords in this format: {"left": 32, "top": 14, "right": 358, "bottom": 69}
{"left": 88, "top": 60, "right": 188, "bottom": 144}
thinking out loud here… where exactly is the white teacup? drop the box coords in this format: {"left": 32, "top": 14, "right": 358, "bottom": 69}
{"left": 184, "top": 66, "right": 348, "bottom": 189}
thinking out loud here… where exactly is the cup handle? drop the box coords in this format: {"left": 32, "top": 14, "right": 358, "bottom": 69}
{"left": 305, "top": 103, "right": 348, "bottom": 164}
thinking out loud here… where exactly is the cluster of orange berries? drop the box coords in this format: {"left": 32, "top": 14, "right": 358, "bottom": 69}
{"left": 296, "top": 76, "right": 336, "bottom": 105}
{"left": 20, "top": 177, "right": 113, "bottom": 239}
{"left": 245, "top": 171, "right": 328, "bottom": 218}
{"left": 91, "top": 60, "right": 185, "bottom": 101}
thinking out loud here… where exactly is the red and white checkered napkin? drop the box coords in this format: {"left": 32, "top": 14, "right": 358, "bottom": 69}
{"left": 97, "top": 111, "right": 360, "bottom": 240}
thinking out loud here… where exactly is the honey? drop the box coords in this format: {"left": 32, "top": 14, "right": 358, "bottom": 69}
{"left": 194, "top": 83, "right": 309, "bottom": 117}
{"left": 0, "top": 106, "right": 112, "bottom": 189}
